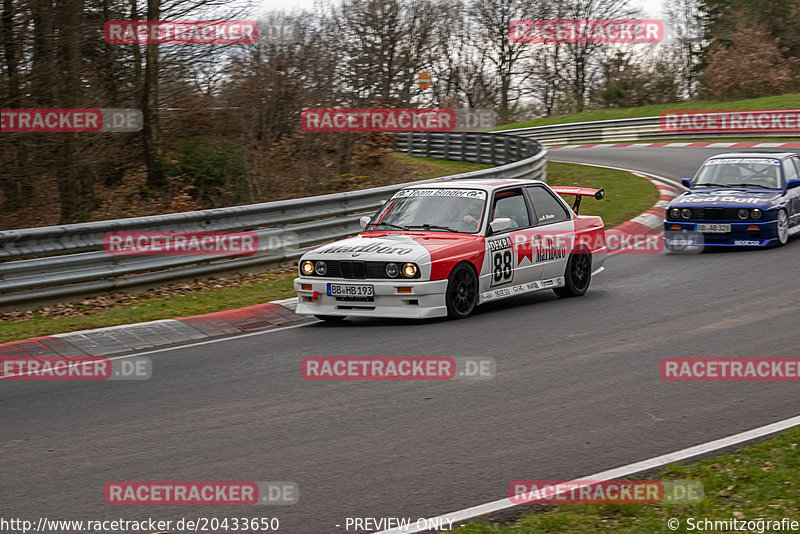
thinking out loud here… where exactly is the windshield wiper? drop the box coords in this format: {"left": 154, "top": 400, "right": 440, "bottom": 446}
{"left": 370, "top": 222, "right": 410, "bottom": 231}
{"left": 729, "top": 183, "right": 774, "bottom": 189}
{"left": 406, "top": 224, "right": 459, "bottom": 232}
{"left": 694, "top": 183, "right": 730, "bottom": 187}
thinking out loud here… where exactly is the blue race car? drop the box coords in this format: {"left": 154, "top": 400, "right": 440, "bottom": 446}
{"left": 664, "top": 152, "right": 800, "bottom": 251}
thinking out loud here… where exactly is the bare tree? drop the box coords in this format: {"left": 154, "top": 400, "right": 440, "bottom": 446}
{"left": 664, "top": 0, "right": 704, "bottom": 98}
{"left": 467, "top": 0, "right": 544, "bottom": 122}
{"left": 557, "top": 0, "right": 637, "bottom": 112}
{"left": 140, "top": 0, "right": 167, "bottom": 188}
{"left": 330, "top": 0, "right": 442, "bottom": 106}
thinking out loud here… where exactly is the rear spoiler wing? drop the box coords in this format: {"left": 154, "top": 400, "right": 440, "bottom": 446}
{"left": 550, "top": 186, "right": 605, "bottom": 214}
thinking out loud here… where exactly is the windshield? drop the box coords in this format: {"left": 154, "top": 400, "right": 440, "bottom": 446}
{"left": 367, "top": 188, "right": 487, "bottom": 234}
{"left": 693, "top": 158, "right": 783, "bottom": 189}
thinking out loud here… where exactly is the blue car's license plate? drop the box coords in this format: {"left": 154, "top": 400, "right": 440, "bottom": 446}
{"left": 695, "top": 223, "right": 730, "bottom": 233}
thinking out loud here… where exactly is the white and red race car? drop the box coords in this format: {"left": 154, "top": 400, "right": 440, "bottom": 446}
{"left": 294, "top": 178, "right": 607, "bottom": 320}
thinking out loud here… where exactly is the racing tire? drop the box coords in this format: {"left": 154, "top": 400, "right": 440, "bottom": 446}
{"left": 315, "top": 315, "right": 347, "bottom": 322}
{"left": 776, "top": 209, "right": 789, "bottom": 247}
{"left": 553, "top": 248, "right": 591, "bottom": 298}
{"left": 445, "top": 263, "right": 478, "bottom": 319}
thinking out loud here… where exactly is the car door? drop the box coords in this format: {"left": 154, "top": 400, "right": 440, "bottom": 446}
{"left": 484, "top": 187, "right": 543, "bottom": 291}
{"left": 524, "top": 185, "right": 575, "bottom": 281}
{"left": 787, "top": 157, "right": 800, "bottom": 229}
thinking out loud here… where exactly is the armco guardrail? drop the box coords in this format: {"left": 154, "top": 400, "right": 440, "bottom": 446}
{"left": 0, "top": 132, "right": 545, "bottom": 308}
{"left": 499, "top": 114, "right": 800, "bottom": 145}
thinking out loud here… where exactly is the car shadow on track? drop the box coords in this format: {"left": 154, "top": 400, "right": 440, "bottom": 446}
{"left": 665, "top": 244, "right": 790, "bottom": 256}
{"left": 305, "top": 288, "right": 602, "bottom": 328}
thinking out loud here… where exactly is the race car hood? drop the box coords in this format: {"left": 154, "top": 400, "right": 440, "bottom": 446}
{"left": 670, "top": 188, "right": 782, "bottom": 208}
{"left": 304, "top": 232, "right": 468, "bottom": 263}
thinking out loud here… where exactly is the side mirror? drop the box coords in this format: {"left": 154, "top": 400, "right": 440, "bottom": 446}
{"left": 359, "top": 216, "right": 371, "bottom": 229}
{"left": 489, "top": 217, "right": 512, "bottom": 233}
{"left": 681, "top": 179, "right": 693, "bottom": 188}
{"left": 786, "top": 179, "right": 800, "bottom": 190}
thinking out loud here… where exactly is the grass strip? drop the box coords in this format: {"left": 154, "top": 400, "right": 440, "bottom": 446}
{"left": 453, "top": 426, "right": 800, "bottom": 533}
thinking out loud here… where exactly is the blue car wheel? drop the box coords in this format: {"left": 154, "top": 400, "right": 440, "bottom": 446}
{"left": 777, "top": 209, "right": 789, "bottom": 246}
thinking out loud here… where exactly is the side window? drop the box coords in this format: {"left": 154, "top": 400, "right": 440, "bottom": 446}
{"left": 525, "top": 186, "right": 571, "bottom": 224}
{"left": 789, "top": 158, "right": 800, "bottom": 182}
{"left": 490, "top": 188, "right": 531, "bottom": 230}
{"left": 783, "top": 159, "right": 798, "bottom": 184}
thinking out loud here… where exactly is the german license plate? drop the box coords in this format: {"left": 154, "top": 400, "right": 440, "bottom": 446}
{"left": 696, "top": 223, "right": 730, "bottom": 233}
{"left": 327, "top": 283, "right": 374, "bottom": 300}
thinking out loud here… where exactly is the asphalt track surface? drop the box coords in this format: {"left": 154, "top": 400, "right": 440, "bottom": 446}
{"left": 3, "top": 146, "right": 800, "bottom": 534}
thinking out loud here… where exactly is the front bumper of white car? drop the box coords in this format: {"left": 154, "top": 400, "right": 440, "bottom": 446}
{"left": 294, "top": 277, "right": 449, "bottom": 319}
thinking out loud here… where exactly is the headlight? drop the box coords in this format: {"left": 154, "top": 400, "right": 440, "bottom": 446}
{"left": 738, "top": 209, "right": 750, "bottom": 220}
{"left": 402, "top": 263, "right": 418, "bottom": 278}
{"left": 385, "top": 262, "right": 399, "bottom": 278}
{"left": 681, "top": 208, "right": 692, "bottom": 219}
{"left": 314, "top": 261, "right": 327, "bottom": 276}
{"left": 301, "top": 260, "right": 315, "bottom": 275}
{"left": 751, "top": 209, "right": 763, "bottom": 220}
{"left": 669, "top": 208, "right": 681, "bottom": 219}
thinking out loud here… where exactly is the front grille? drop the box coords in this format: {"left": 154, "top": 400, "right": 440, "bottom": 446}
{"left": 339, "top": 260, "right": 366, "bottom": 279}
{"left": 692, "top": 208, "right": 741, "bottom": 221}
{"left": 667, "top": 207, "right": 750, "bottom": 221}
{"left": 303, "top": 260, "right": 420, "bottom": 279}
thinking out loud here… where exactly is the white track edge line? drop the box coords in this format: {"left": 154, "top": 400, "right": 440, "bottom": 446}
{"left": 374, "top": 413, "right": 800, "bottom": 534}
{"left": 2, "top": 320, "right": 317, "bottom": 378}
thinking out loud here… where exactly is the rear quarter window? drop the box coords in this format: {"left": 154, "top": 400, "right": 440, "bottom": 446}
{"left": 525, "top": 186, "right": 571, "bottom": 224}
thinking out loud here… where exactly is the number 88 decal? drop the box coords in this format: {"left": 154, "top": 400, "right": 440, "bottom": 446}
{"left": 491, "top": 249, "right": 513, "bottom": 286}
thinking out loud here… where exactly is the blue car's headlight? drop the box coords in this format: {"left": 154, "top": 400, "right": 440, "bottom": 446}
{"left": 751, "top": 209, "right": 763, "bottom": 220}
